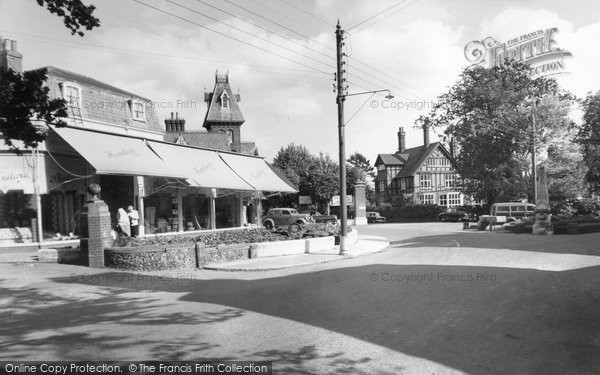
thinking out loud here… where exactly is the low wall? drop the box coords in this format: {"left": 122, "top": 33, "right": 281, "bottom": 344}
{"left": 105, "top": 243, "right": 196, "bottom": 271}
{"left": 104, "top": 230, "right": 356, "bottom": 269}
{"left": 196, "top": 242, "right": 252, "bottom": 266}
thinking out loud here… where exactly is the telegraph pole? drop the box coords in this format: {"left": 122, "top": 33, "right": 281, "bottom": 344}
{"left": 532, "top": 103, "right": 537, "bottom": 204}
{"left": 335, "top": 21, "right": 348, "bottom": 254}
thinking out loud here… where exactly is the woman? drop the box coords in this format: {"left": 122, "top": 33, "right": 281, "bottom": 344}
{"left": 117, "top": 208, "right": 131, "bottom": 237}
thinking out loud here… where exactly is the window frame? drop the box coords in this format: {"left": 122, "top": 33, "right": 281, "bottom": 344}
{"left": 60, "top": 82, "right": 82, "bottom": 107}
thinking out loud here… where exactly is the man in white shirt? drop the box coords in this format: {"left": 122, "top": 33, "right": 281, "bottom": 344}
{"left": 127, "top": 205, "right": 140, "bottom": 237}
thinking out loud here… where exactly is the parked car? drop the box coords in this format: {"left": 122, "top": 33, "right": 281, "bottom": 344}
{"left": 366, "top": 212, "right": 387, "bottom": 223}
{"left": 438, "top": 208, "right": 474, "bottom": 222}
{"left": 299, "top": 210, "right": 338, "bottom": 224}
{"left": 262, "top": 208, "right": 311, "bottom": 230}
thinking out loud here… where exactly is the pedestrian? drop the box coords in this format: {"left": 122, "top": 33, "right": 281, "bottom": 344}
{"left": 127, "top": 205, "right": 140, "bottom": 237}
{"left": 117, "top": 208, "right": 131, "bottom": 237}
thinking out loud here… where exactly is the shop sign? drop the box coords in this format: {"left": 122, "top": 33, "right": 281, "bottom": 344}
{"left": 464, "top": 27, "right": 572, "bottom": 78}
{"left": 299, "top": 196, "right": 312, "bottom": 205}
{"left": 330, "top": 195, "right": 353, "bottom": 206}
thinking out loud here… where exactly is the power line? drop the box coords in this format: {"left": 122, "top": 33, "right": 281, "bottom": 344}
{"left": 347, "top": 0, "right": 410, "bottom": 31}
{"left": 352, "top": 0, "right": 420, "bottom": 34}
{"left": 132, "top": 0, "right": 331, "bottom": 76}
{"left": 278, "top": 0, "right": 334, "bottom": 27}
{"left": 1, "top": 30, "right": 330, "bottom": 80}
{"left": 166, "top": 0, "right": 334, "bottom": 71}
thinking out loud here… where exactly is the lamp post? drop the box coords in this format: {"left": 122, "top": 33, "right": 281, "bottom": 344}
{"left": 336, "top": 22, "right": 393, "bottom": 254}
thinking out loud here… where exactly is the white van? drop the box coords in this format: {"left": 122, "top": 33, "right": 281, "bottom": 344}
{"left": 490, "top": 203, "right": 535, "bottom": 221}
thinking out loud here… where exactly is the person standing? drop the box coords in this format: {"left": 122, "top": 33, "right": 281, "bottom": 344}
{"left": 127, "top": 205, "right": 140, "bottom": 237}
{"left": 117, "top": 208, "right": 131, "bottom": 237}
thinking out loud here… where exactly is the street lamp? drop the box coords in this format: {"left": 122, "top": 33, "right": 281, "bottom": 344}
{"left": 335, "top": 88, "right": 393, "bottom": 254}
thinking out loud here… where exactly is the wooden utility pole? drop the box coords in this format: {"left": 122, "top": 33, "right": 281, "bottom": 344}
{"left": 336, "top": 21, "right": 348, "bottom": 254}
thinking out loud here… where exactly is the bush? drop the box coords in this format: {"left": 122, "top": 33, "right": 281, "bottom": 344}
{"left": 379, "top": 204, "right": 445, "bottom": 221}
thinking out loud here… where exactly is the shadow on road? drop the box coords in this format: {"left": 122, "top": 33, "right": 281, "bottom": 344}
{"left": 2, "top": 261, "right": 599, "bottom": 374}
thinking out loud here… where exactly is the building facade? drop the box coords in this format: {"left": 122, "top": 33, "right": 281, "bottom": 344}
{"left": 375, "top": 126, "right": 464, "bottom": 207}
{"left": 0, "top": 38, "right": 294, "bottom": 245}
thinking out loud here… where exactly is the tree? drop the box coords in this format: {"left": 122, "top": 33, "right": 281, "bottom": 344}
{"left": 0, "top": 68, "right": 68, "bottom": 152}
{"left": 303, "top": 153, "right": 339, "bottom": 211}
{"left": 420, "top": 60, "right": 575, "bottom": 204}
{"left": 272, "top": 144, "right": 314, "bottom": 190}
{"left": 346, "top": 152, "right": 375, "bottom": 199}
{"left": 544, "top": 140, "right": 588, "bottom": 201}
{"left": 0, "top": 0, "right": 100, "bottom": 150}
{"left": 577, "top": 91, "right": 600, "bottom": 193}
{"left": 36, "top": 0, "right": 100, "bottom": 36}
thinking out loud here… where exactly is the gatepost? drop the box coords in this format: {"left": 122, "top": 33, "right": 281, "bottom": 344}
{"left": 354, "top": 183, "right": 367, "bottom": 226}
{"left": 80, "top": 184, "right": 112, "bottom": 267}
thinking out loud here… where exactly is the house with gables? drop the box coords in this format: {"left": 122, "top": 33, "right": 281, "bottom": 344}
{"left": 374, "top": 126, "right": 465, "bottom": 207}
{"left": 163, "top": 71, "right": 257, "bottom": 156}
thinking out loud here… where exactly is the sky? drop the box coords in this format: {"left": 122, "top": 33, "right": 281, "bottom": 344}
{"left": 1, "top": 0, "right": 599, "bottom": 163}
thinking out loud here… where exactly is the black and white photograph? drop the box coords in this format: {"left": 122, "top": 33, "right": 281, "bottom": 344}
{"left": 1, "top": 0, "right": 599, "bottom": 374}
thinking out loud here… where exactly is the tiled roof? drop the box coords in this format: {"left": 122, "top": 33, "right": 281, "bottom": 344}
{"left": 375, "top": 142, "right": 451, "bottom": 177}
{"left": 240, "top": 141, "right": 257, "bottom": 156}
{"left": 163, "top": 131, "right": 230, "bottom": 151}
{"left": 203, "top": 80, "right": 245, "bottom": 128}
{"left": 44, "top": 66, "right": 151, "bottom": 101}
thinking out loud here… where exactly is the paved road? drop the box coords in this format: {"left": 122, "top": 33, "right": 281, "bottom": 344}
{"left": 1, "top": 223, "right": 599, "bottom": 374}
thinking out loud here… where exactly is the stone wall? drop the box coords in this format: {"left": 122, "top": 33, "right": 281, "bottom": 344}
{"left": 105, "top": 243, "right": 196, "bottom": 271}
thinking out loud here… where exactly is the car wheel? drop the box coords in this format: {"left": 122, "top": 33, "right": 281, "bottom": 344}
{"left": 264, "top": 221, "right": 273, "bottom": 230}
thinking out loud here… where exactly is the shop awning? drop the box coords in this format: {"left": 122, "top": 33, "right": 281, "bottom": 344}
{"left": 218, "top": 153, "right": 297, "bottom": 193}
{"left": 52, "top": 126, "right": 187, "bottom": 178}
{"left": 145, "top": 141, "right": 254, "bottom": 191}
{"left": 0, "top": 153, "right": 35, "bottom": 194}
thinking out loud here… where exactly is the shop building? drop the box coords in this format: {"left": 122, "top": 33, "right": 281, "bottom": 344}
{"left": 0, "top": 38, "right": 295, "bottom": 245}
{"left": 374, "top": 126, "right": 465, "bottom": 207}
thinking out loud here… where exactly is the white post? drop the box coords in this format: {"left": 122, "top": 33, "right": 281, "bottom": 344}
{"left": 177, "top": 188, "right": 183, "bottom": 232}
{"left": 136, "top": 176, "right": 145, "bottom": 236}
{"left": 33, "top": 147, "right": 43, "bottom": 244}
{"left": 210, "top": 188, "right": 216, "bottom": 229}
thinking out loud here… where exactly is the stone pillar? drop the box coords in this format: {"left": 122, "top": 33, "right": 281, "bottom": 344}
{"left": 354, "top": 183, "right": 368, "bottom": 226}
{"left": 533, "top": 166, "right": 552, "bottom": 235}
{"left": 80, "top": 184, "right": 112, "bottom": 267}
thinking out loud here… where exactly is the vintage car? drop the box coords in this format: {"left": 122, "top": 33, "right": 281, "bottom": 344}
{"left": 366, "top": 212, "right": 387, "bottom": 223}
{"left": 438, "top": 207, "right": 478, "bottom": 222}
{"left": 299, "top": 210, "right": 338, "bottom": 224}
{"left": 262, "top": 208, "right": 311, "bottom": 230}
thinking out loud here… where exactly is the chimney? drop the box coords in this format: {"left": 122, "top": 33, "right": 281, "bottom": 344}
{"left": 423, "top": 124, "right": 430, "bottom": 148}
{"left": 397, "top": 127, "right": 406, "bottom": 153}
{"left": 0, "top": 38, "right": 23, "bottom": 74}
{"left": 164, "top": 112, "right": 186, "bottom": 133}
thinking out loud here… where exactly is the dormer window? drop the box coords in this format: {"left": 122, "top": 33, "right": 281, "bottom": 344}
{"left": 128, "top": 99, "right": 146, "bottom": 122}
{"left": 60, "top": 82, "right": 82, "bottom": 107}
{"left": 220, "top": 91, "right": 230, "bottom": 109}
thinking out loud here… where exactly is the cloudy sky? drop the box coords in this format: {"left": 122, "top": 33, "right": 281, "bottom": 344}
{"left": 1, "top": 0, "right": 599, "bottom": 163}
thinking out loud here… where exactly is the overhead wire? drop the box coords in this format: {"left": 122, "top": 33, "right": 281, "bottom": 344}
{"left": 347, "top": 0, "right": 411, "bottom": 31}
{"left": 132, "top": 0, "right": 332, "bottom": 76}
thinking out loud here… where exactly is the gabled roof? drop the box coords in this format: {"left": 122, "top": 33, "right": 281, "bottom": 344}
{"left": 375, "top": 142, "right": 454, "bottom": 178}
{"left": 203, "top": 73, "right": 245, "bottom": 129}
{"left": 44, "top": 66, "right": 151, "bottom": 101}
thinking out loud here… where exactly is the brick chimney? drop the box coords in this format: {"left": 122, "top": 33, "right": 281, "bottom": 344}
{"left": 0, "top": 38, "right": 23, "bottom": 74}
{"left": 397, "top": 127, "right": 406, "bottom": 153}
{"left": 165, "top": 112, "right": 185, "bottom": 133}
{"left": 423, "top": 123, "right": 430, "bottom": 148}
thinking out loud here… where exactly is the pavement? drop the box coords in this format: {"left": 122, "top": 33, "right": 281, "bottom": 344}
{"left": 0, "top": 234, "right": 390, "bottom": 271}
{"left": 203, "top": 234, "right": 390, "bottom": 271}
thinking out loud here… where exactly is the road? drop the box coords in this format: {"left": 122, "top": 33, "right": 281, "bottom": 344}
{"left": 1, "top": 223, "right": 599, "bottom": 374}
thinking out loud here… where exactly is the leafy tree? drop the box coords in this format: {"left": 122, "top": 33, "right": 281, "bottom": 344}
{"left": 420, "top": 60, "right": 574, "bottom": 204}
{"left": 346, "top": 152, "right": 376, "bottom": 201}
{"left": 544, "top": 140, "right": 588, "bottom": 201}
{"left": 303, "top": 153, "right": 339, "bottom": 211}
{"left": 0, "top": 0, "right": 100, "bottom": 150}
{"left": 577, "top": 91, "right": 600, "bottom": 193}
{"left": 0, "top": 68, "right": 68, "bottom": 152}
{"left": 272, "top": 144, "right": 313, "bottom": 190}
{"left": 36, "top": 0, "right": 100, "bottom": 36}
